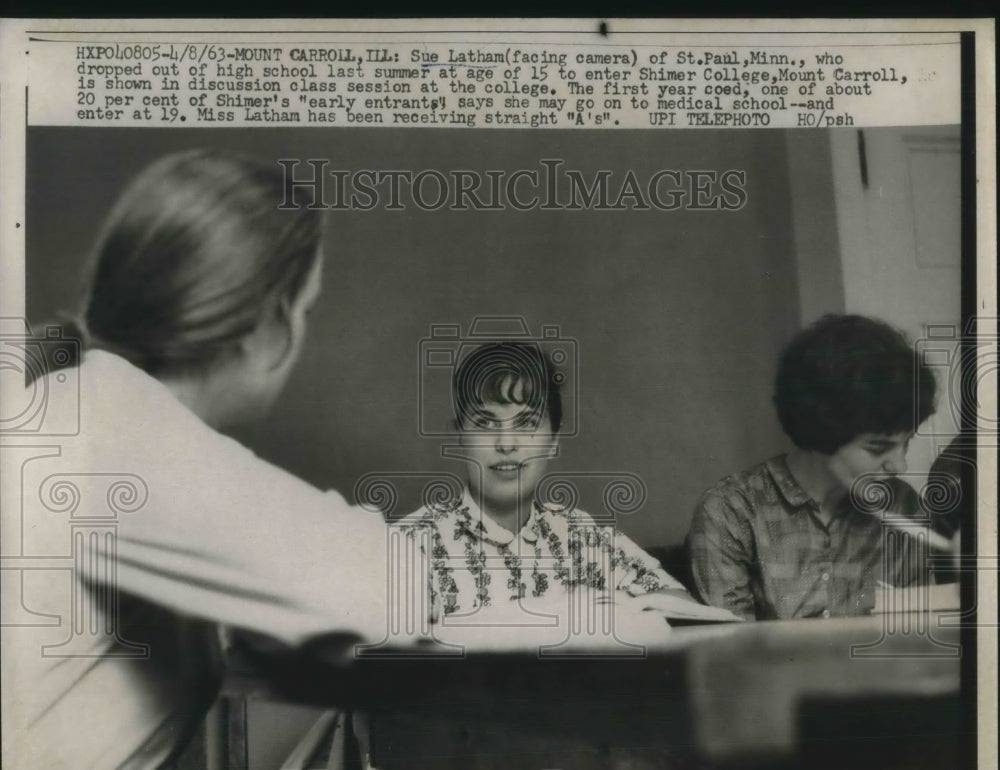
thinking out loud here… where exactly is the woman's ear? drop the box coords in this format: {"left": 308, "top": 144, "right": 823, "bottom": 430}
{"left": 270, "top": 295, "right": 298, "bottom": 371}
{"left": 240, "top": 298, "right": 295, "bottom": 373}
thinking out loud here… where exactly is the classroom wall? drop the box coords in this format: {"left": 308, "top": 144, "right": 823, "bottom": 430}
{"left": 786, "top": 131, "right": 845, "bottom": 326}
{"left": 827, "top": 125, "right": 962, "bottom": 486}
{"left": 26, "top": 127, "right": 815, "bottom": 547}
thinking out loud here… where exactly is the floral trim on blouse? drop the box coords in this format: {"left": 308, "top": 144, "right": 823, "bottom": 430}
{"left": 396, "top": 495, "right": 680, "bottom": 616}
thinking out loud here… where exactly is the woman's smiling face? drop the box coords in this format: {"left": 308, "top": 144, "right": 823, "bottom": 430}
{"left": 458, "top": 396, "right": 557, "bottom": 517}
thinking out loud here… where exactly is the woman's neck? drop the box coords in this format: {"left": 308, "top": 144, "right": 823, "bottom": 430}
{"left": 471, "top": 491, "right": 531, "bottom": 535}
{"left": 160, "top": 368, "right": 236, "bottom": 430}
{"left": 785, "top": 448, "right": 846, "bottom": 512}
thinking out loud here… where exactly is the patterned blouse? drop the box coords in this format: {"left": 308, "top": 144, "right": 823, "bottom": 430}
{"left": 396, "top": 491, "right": 684, "bottom": 616}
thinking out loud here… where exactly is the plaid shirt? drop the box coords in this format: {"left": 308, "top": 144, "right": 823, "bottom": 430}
{"left": 688, "top": 455, "right": 933, "bottom": 620}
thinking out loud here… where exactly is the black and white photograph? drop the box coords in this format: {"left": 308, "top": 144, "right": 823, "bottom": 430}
{"left": 0, "top": 18, "right": 994, "bottom": 770}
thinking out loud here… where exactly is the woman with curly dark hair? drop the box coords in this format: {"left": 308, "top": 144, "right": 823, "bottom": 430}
{"left": 688, "top": 314, "right": 944, "bottom": 620}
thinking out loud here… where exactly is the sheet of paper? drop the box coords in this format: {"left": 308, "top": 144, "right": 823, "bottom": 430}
{"left": 873, "top": 582, "right": 962, "bottom": 614}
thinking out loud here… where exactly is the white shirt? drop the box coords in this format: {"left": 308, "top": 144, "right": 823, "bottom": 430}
{"left": 2, "top": 351, "right": 392, "bottom": 769}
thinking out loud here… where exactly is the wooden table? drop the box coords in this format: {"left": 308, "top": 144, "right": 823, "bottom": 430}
{"left": 221, "top": 612, "right": 966, "bottom": 769}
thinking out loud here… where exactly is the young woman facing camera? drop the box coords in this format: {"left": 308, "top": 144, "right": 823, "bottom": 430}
{"left": 399, "top": 341, "right": 690, "bottom": 617}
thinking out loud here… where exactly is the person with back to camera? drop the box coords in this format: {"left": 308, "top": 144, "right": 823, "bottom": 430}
{"left": 2, "top": 150, "right": 396, "bottom": 769}
{"left": 688, "top": 314, "right": 955, "bottom": 621}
